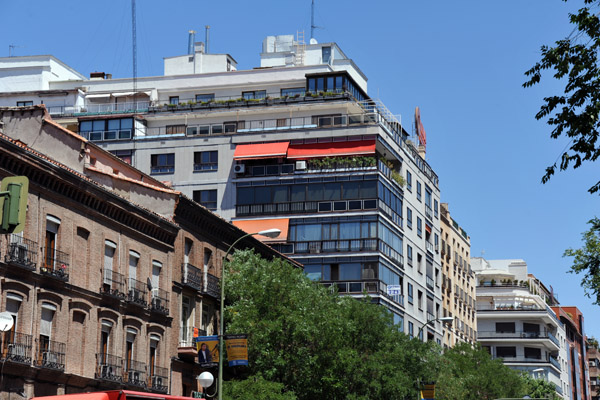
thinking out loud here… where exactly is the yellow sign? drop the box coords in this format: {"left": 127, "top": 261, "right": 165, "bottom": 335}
{"left": 225, "top": 334, "right": 248, "bottom": 366}
{"left": 421, "top": 382, "right": 435, "bottom": 399}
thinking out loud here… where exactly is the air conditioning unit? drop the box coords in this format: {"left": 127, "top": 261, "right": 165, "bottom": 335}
{"left": 129, "top": 370, "right": 140, "bottom": 383}
{"left": 152, "top": 376, "right": 163, "bottom": 387}
{"left": 233, "top": 164, "right": 245, "bottom": 174}
{"left": 295, "top": 160, "right": 307, "bottom": 170}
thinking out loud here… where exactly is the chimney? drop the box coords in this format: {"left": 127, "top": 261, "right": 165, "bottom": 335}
{"left": 188, "top": 30, "right": 196, "bottom": 55}
{"left": 194, "top": 42, "right": 205, "bottom": 54}
{"left": 205, "top": 25, "right": 210, "bottom": 54}
{"left": 90, "top": 72, "right": 107, "bottom": 80}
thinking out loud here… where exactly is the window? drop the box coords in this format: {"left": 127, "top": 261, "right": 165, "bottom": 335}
{"left": 194, "top": 151, "right": 218, "bottom": 171}
{"left": 196, "top": 94, "right": 215, "bottom": 103}
{"left": 242, "top": 90, "right": 266, "bottom": 100}
{"left": 193, "top": 190, "right": 218, "bottom": 211}
{"left": 406, "top": 171, "right": 412, "bottom": 191}
{"left": 417, "top": 217, "right": 422, "bottom": 237}
{"left": 151, "top": 153, "right": 175, "bottom": 174}
{"left": 281, "top": 88, "right": 305, "bottom": 97}
{"left": 44, "top": 216, "right": 60, "bottom": 271}
{"left": 407, "top": 245, "right": 413, "bottom": 266}
{"left": 496, "top": 322, "right": 515, "bottom": 333}
{"left": 496, "top": 346, "right": 516, "bottom": 358}
{"left": 417, "top": 290, "right": 423, "bottom": 310}
{"left": 434, "top": 199, "right": 439, "bottom": 218}
{"left": 322, "top": 46, "right": 332, "bottom": 64}
{"left": 406, "top": 208, "right": 413, "bottom": 229}
{"left": 166, "top": 125, "right": 185, "bottom": 135}
{"left": 100, "top": 320, "right": 113, "bottom": 362}
{"left": 407, "top": 283, "right": 413, "bottom": 304}
{"left": 524, "top": 347, "right": 541, "bottom": 359}
{"left": 408, "top": 321, "right": 414, "bottom": 338}
{"left": 169, "top": 96, "right": 179, "bottom": 105}
{"left": 110, "top": 150, "right": 133, "bottom": 165}
{"left": 17, "top": 101, "right": 33, "bottom": 107}
{"left": 80, "top": 118, "right": 133, "bottom": 141}
{"left": 180, "top": 296, "right": 194, "bottom": 345}
{"left": 103, "top": 240, "right": 117, "bottom": 291}
{"left": 417, "top": 181, "right": 422, "bottom": 201}
{"left": 128, "top": 250, "right": 139, "bottom": 293}
{"left": 6, "top": 293, "right": 22, "bottom": 344}
{"left": 434, "top": 234, "right": 439, "bottom": 252}
{"left": 149, "top": 334, "right": 160, "bottom": 379}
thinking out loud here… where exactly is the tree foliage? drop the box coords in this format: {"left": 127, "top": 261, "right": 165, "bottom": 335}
{"left": 222, "top": 250, "right": 541, "bottom": 400}
{"left": 224, "top": 249, "right": 438, "bottom": 400}
{"left": 521, "top": 373, "right": 562, "bottom": 400}
{"left": 524, "top": 0, "right": 600, "bottom": 193}
{"left": 564, "top": 217, "right": 600, "bottom": 304}
{"left": 436, "top": 343, "right": 527, "bottom": 400}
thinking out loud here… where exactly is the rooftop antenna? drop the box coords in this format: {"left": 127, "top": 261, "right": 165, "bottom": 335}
{"left": 131, "top": 0, "right": 138, "bottom": 108}
{"left": 205, "top": 25, "right": 210, "bottom": 54}
{"left": 8, "top": 45, "right": 22, "bottom": 57}
{"left": 310, "top": 0, "right": 321, "bottom": 40}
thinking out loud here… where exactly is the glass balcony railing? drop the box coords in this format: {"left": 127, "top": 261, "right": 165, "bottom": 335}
{"left": 321, "top": 279, "right": 404, "bottom": 307}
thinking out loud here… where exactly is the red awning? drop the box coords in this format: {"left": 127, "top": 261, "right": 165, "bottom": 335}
{"left": 425, "top": 224, "right": 432, "bottom": 234}
{"left": 233, "top": 142, "right": 289, "bottom": 160}
{"left": 287, "top": 140, "right": 376, "bottom": 159}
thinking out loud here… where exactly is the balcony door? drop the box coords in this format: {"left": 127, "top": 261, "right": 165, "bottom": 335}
{"left": 45, "top": 217, "right": 60, "bottom": 270}
{"left": 39, "top": 303, "right": 55, "bottom": 356}
{"left": 180, "top": 296, "right": 193, "bottom": 345}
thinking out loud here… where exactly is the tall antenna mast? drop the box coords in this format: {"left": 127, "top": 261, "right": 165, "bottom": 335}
{"left": 311, "top": 0, "right": 316, "bottom": 40}
{"left": 131, "top": 0, "right": 138, "bottom": 108}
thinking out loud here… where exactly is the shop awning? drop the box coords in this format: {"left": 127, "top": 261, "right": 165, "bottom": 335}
{"left": 233, "top": 142, "right": 289, "bottom": 160}
{"left": 232, "top": 218, "right": 289, "bottom": 242}
{"left": 287, "top": 139, "right": 376, "bottom": 159}
{"left": 112, "top": 91, "right": 152, "bottom": 97}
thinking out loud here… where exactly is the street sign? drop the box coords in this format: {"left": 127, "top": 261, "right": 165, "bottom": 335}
{"left": 387, "top": 285, "right": 402, "bottom": 296}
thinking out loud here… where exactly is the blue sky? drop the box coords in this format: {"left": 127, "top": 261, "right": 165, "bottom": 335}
{"left": 2, "top": 1, "right": 599, "bottom": 336}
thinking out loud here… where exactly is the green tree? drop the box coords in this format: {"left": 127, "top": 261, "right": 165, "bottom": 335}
{"left": 523, "top": 0, "right": 600, "bottom": 193}
{"left": 435, "top": 343, "right": 527, "bottom": 400}
{"left": 521, "top": 373, "right": 561, "bottom": 400}
{"left": 223, "top": 375, "right": 297, "bottom": 400}
{"left": 564, "top": 217, "right": 600, "bottom": 304}
{"left": 223, "top": 249, "right": 438, "bottom": 400}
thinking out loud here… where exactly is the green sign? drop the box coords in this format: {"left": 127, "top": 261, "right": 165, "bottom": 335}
{"left": 0, "top": 176, "right": 29, "bottom": 234}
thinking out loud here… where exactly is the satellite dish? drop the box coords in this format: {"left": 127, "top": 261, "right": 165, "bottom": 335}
{"left": 0, "top": 312, "right": 14, "bottom": 332}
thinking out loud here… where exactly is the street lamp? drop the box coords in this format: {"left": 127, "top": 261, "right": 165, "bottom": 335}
{"left": 416, "top": 316, "right": 453, "bottom": 341}
{"left": 217, "top": 228, "right": 281, "bottom": 400}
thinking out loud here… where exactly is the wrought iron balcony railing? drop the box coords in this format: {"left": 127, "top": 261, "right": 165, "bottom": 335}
{"left": 124, "top": 359, "right": 147, "bottom": 388}
{"left": 149, "top": 288, "right": 169, "bottom": 315}
{"left": 203, "top": 273, "right": 220, "bottom": 299}
{"left": 4, "top": 235, "right": 37, "bottom": 271}
{"left": 149, "top": 366, "right": 169, "bottom": 393}
{"left": 101, "top": 268, "right": 126, "bottom": 298}
{"left": 1, "top": 332, "right": 32, "bottom": 365}
{"left": 35, "top": 338, "right": 65, "bottom": 370}
{"left": 96, "top": 353, "right": 123, "bottom": 382}
{"left": 127, "top": 278, "right": 148, "bottom": 307}
{"left": 182, "top": 263, "right": 203, "bottom": 291}
{"left": 41, "top": 247, "right": 69, "bottom": 281}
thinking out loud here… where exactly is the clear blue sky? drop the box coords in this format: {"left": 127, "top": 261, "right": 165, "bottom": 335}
{"left": 3, "top": 1, "right": 598, "bottom": 336}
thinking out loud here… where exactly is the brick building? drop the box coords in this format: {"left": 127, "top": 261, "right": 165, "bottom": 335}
{"left": 0, "top": 106, "right": 291, "bottom": 398}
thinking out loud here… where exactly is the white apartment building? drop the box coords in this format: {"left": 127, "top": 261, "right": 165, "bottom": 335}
{"left": 472, "top": 258, "right": 570, "bottom": 398}
{"left": 0, "top": 33, "right": 445, "bottom": 341}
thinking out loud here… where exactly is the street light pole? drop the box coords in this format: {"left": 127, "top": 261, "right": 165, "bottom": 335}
{"left": 416, "top": 316, "right": 454, "bottom": 341}
{"left": 217, "top": 228, "right": 280, "bottom": 400}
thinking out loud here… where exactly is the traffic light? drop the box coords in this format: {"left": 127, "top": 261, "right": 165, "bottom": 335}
{"left": 0, "top": 176, "right": 29, "bottom": 234}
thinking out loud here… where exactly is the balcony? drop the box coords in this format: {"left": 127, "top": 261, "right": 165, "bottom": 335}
{"left": 322, "top": 279, "right": 404, "bottom": 307}
{"left": 127, "top": 278, "right": 148, "bottom": 307}
{"left": 236, "top": 198, "right": 377, "bottom": 217}
{"left": 96, "top": 353, "right": 123, "bottom": 382}
{"left": 41, "top": 248, "right": 69, "bottom": 281}
{"left": 35, "top": 338, "right": 65, "bottom": 370}
{"left": 48, "top": 101, "right": 150, "bottom": 117}
{"left": 425, "top": 205, "right": 433, "bottom": 221}
{"left": 178, "top": 326, "right": 206, "bottom": 358}
{"left": 494, "top": 354, "right": 561, "bottom": 371}
{"left": 149, "top": 288, "right": 169, "bottom": 315}
{"left": 149, "top": 366, "right": 169, "bottom": 393}
{"left": 182, "top": 263, "right": 203, "bottom": 291}
{"left": 4, "top": 235, "right": 37, "bottom": 271}
{"left": 203, "top": 273, "right": 220, "bottom": 299}
{"left": 1, "top": 332, "right": 32, "bottom": 364}
{"left": 101, "top": 269, "right": 126, "bottom": 299}
{"left": 124, "top": 360, "right": 147, "bottom": 388}
{"left": 295, "top": 238, "right": 378, "bottom": 255}
{"left": 426, "top": 241, "right": 434, "bottom": 254}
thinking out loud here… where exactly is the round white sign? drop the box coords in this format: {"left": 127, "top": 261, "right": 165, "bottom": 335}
{"left": 0, "top": 311, "right": 14, "bottom": 332}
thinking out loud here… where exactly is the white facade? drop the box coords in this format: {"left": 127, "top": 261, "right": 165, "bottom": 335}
{"left": 472, "top": 257, "right": 570, "bottom": 398}
{"left": 0, "top": 34, "right": 444, "bottom": 343}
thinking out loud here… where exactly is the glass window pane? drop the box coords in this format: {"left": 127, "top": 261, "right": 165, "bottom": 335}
{"left": 308, "top": 79, "right": 316, "bottom": 93}
{"left": 237, "top": 187, "right": 254, "bottom": 205}
{"left": 307, "top": 184, "right": 323, "bottom": 201}
{"left": 304, "top": 265, "right": 322, "bottom": 281}
{"left": 327, "top": 77, "right": 334, "bottom": 91}
{"left": 323, "top": 183, "right": 340, "bottom": 200}
{"left": 317, "top": 78, "right": 324, "bottom": 91}
{"left": 80, "top": 121, "right": 93, "bottom": 132}
{"left": 291, "top": 185, "right": 306, "bottom": 202}
{"left": 360, "top": 180, "right": 377, "bottom": 198}
{"left": 342, "top": 181, "right": 359, "bottom": 199}
{"left": 254, "top": 187, "right": 270, "bottom": 203}
{"left": 272, "top": 186, "right": 288, "bottom": 202}
{"left": 107, "top": 119, "right": 120, "bottom": 130}
{"left": 340, "top": 222, "right": 360, "bottom": 239}
{"left": 340, "top": 263, "right": 361, "bottom": 280}
{"left": 120, "top": 118, "right": 133, "bottom": 129}
{"left": 92, "top": 120, "right": 105, "bottom": 131}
